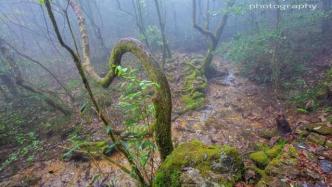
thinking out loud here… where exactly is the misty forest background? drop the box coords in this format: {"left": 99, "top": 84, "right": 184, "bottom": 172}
{"left": 0, "top": 0, "right": 332, "bottom": 186}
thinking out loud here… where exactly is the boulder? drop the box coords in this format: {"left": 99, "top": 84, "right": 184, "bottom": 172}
{"left": 153, "top": 140, "right": 244, "bottom": 187}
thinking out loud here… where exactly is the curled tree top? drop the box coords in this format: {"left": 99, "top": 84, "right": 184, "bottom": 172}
{"left": 70, "top": 0, "right": 173, "bottom": 161}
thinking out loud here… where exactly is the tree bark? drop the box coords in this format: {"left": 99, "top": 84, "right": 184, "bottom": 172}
{"left": 45, "top": 3, "right": 173, "bottom": 185}
{"left": 192, "top": 0, "right": 235, "bottom": 77}
{"left": 70, "top": 0, "right": 173, "bottom": 161}
{"left": 271, "top": 0, "right": 281, "bottom": 93}
{"left": 153, "top": 0, "right": 172, "bottom": 69}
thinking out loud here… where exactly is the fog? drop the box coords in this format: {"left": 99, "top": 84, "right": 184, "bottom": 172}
{"left": 0, "top": 0, "right": 331, "bottom": 186}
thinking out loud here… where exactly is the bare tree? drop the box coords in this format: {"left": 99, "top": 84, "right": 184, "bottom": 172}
{"left": 153, "top": 0, "right": 172, "bottom": 68}
{"left": 0, "top": 38, "right": 71, "bottom": 116}
{"left": 192, "top": 0, "right": 235, "bottom": 78}
{"left": 44, "top": 0, "right": 173, "bottom": 185}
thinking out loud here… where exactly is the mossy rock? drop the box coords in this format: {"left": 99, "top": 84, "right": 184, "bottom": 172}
{"left": 306, "top": 132, "right": 326, "bottom": 145}
{"left": 325, "top": 139, "right": 332, "bottom": 148}
{"left": 248, "top": 143, "right": 300, "bottom": 185}
{"left": 254, "top": 144, "right": 299, "bottom": 186}
{"left": 153, "top": 140, "right": 244, "bottom": 187}
{"left": 257, "top": 128, "right": 278, "bottom": 139}
{"left": 265, "top": 144, "right": 283, "bottom": 159}
{"left": 264, "top": 144, "right": 299, "bottom": 177}
{"left": 249, "top": 151, "right": 269, "bottom": 168}
{"left": 306, "top": 123, "right": 332, "bottom": 136}
{"left": 180, "top": 57, "right": 208, "bottom": 112}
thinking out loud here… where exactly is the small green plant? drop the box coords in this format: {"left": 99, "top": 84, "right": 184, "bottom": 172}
{"left": 0, "top": 131, "right": 41, "bottom": 171}
{"left": 116, "top": 66, "right": 159, "bottom": 182}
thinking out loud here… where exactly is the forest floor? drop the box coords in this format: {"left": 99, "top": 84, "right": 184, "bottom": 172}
{"left": 0, "top": 54, "right": 331, "bottom": 186}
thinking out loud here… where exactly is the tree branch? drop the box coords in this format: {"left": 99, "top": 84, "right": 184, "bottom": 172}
{"left": 192, "top": 0, "right": 216, "bottom": 41}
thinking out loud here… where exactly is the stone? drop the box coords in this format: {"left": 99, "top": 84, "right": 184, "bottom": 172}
{"left": 319, "top": 160, "right": 332, "bottom": 174}
{"left": 294, "top": 125, "right": 310, "bottom": 137}
{"left": 325, "top": 139, "right": 332, "bottom": 148}
{"left": 258, "top": 129, "right": 278, "bottom": 139}
{"left": 306, "top": 123, "right": 332, "bottom": 136}
{"left": 306, "top": 133, "right": 326, "bottom": 145}
{"left": 153, "top": 140, "right": 244, "bottom": 187}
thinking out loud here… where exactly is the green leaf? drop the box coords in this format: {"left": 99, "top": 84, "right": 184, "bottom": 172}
{"left": 38, "top": 0, "right": 45, "bottom": 5}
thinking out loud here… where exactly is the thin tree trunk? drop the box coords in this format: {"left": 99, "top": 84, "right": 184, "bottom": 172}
{"left": 0, "top": 39, "right": 71, "bottom": 116}
{"left": 45, "top": 0, "right": 173, "bottom": 185}
{"left": 0, "top": 74, "right": 18, "bottom": 97}
{"left": 69, "top": 0, "right": 173, "bottom": 160}
{"left": 271, "top": 0, "right": 281, "bottom": 93}
{"left": 192, "top": 0, "right": 235, "bottom": 77}
{"left": 1, "top": 39, "right": 75, "bottom": 102}
{"left": 154, "top": 0, "right": 171, "bottom": 68}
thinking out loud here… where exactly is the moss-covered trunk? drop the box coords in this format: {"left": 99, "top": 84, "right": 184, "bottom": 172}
{"left": 70, "top": 0, "right": 173, "bottom": 161}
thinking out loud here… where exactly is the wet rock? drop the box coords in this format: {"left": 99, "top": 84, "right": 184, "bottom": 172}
{"left": 153, "top": 140, "right": 244, "bottom": 187}
{"left": 319, "top": 160, "right": 332, "bottom": 173}
{"left": 306, "top": 123, "right": 332, "bottom": 136}
{"left": 294, "top": 125, "right": 310, "bottom": 137}
{"left": 306, "top": 133, "right": 326, "bottom": 146}
{"left": 325, "top": 139, "right": 332, "bottom": 148}
{"left": 180, "top": 167, "right": 219, "bottom": 186}
{"left": 319, "top": 150, "right": 332, "bottom": 161}
{"left": 258, "top": 128, "right": 278, "bottom": 139}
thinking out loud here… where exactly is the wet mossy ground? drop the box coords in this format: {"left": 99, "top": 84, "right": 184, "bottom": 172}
{"left": 153, "top": 140, "right": 244, "bottom": 187}
{"left": 180, "top": 57, "right": 208, "bottom": 112}
{"left": 247, "top": 141, "right": 300, "bottom": 186}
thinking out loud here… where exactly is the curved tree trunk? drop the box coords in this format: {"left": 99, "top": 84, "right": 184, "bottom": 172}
{"left": 70, "top": 0, "right": 174, "bottom": 161}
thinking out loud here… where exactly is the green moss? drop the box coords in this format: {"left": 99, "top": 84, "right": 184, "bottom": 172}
{"left": 249, "top": 151, "right": 269, "bottom": 168}
{"left": 153, "top": 140, "right": 244, "bottom": 187}
{"left": 180, "top": 58, "right": 208, "bottom": 111}
{"left": 264, "top": 144, "right": 298, "bottom": 177}
{"left": 265, "top": 144, "right": 283, "bottom": 159}
{"left": 181, "top": 93, "right": 205, "bottom": 111}
{"left": 248, "top": 144, "right": 300, "bottom": 185}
